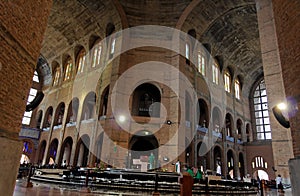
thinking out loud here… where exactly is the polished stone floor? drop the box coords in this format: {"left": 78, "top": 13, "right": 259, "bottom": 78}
{"left": 14, "top": 179, "right": 292, "bottom": 196}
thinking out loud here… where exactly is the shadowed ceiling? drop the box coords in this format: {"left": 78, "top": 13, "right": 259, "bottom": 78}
{"left": 40, "top": 0, "right": 262, "bottom": 95}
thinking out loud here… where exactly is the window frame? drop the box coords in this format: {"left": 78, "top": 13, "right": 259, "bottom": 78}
{"left": 92, "top": 41, "right": 102, "bottom": 68}
{"left": 224, "top": 71, "right": 231, "bottom": 93}
{"left": 235, "top": 79, "right": 241, "bottom": 100}
{"left": 253, "top": 80, "right": 272, "bottom": 140}
{"left": 76, "top": 49, "right": 86, "bottom": 74}
{"left": 64, "top": 58, "right": 73, "bottom": 81}
{"left": 212, "top": 62, "right": 219, "bottom": 84}
{"left": 197, "top": 51, "right": 206, "bottom": 76}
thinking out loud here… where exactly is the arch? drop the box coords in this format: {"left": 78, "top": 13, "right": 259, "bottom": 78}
{"left": 198, "top": 99, "right": 209, "bottom": 127}
{"left": 20, "top": 140, "right": 34, "bottom": 164}
{"left": 43, "top": 106, "right": 53, "bottom": 128}
{"left": 62, "top": 55, "right": 73, "bottom": 81}
{"left": 224, "top": 68, "right": 232, "bottom": 93}
{"left": 129, "top": 131, "right": 159, "bottom": 169}
{"left": 236, "top": 118, "right": 243, "bottom": 140}
{"left": 47, "top": 138, "right": 59, "bottom": 164}
{"left": 213, "top": 145, "right": 223, "bottom": 175}
{"left": 239, "top": 152, "right": 245, "bottom": 178}
{"left": 246, "top": 123, "right": 252, "bottom": 142}
{"left": 81, "top": 92, "right": 96, "bottom": 121}
{"left": 98, "top": 85, "right": 109, "bottom": 118}
{"left": 90, "top": 38, "right": 102, "bottom": 68}
{"left": 215, "top": 56, "right": 224, "bottom": 72}
{"left": 212, "top": 107, "right": 222, "bottom": 132}
{"left": 227, "top": 149, "right": 235, "bottom": 179}
{"left": 37, "top": 140, "right": 47, "bottom": 165}
{"left": 253, "top": 169, "right": 269, "bottom": 181}
{"left": 225, "top": 113, "right": 234, "bottom": 137}
{"left": 185, "top": 137, "right": 193, "bottom": 166}
{"left": 187, "top": 29, "right": 196, "bottom": 57}
{"left": 75, "top": 46, "right": 86, "bottom": 74}
{"left": 75, "top": 134, "right": 90, "bottom": 167}
{"left": 53, "top": 102, "right": 65, "bottom": 126}
{"left": 131, "top": 83, "right": 161, "bottom": 118}
{"left": 197, "top": 141, "right": 209, "bottom": 172}
{"left": 89, "top": 35, "right": 101, "bottom": 51}
{"left": 52, "top": 61, "right": 61, "bottom": 86}
{"left": 59, "top": 137, "right": 73, "bottom": 167}
{"left": 106, "top": 23, "right": 116, "bottom": 37}
{"left": 66, "top": 98, "right": 79, "bottom": 125}
{"left": 185, "top": 91, "right": 192, "bottom": 122}
{"left": 36, "top": 110, "right": 43, "bottom": 129}
{"left": 95, "top": 132, "right": 104, "bottom": 164}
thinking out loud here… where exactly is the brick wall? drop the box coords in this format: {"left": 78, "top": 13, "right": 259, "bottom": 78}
{"left": 272, "top": 0, "right": 300, "bottom": 156}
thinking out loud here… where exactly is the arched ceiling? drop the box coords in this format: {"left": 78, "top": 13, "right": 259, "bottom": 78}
{"left": 40, "top": 0, "right": 263, "bottom": 95}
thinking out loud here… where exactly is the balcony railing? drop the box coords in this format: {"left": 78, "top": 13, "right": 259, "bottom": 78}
{"left": 197, "top": 125, "right": 208, "bottom": 133}
{"left": 237, "top": 139, "right": 243, "bottom": 144}
{"left": 226, "top": 136, "right": 234, "bottom": 142}
{"left": 212, "top": 131, "right": 222, "bottom": 138}
{"left": 66, "top": 122, "right": 76, "bottom": 127}
{"left": 53, "top": 124, "right": 62, "bottom": 130}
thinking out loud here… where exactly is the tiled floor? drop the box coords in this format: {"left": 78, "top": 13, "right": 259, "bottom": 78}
{"left": 13, "top": 179, "right": 293, "bottom": 196}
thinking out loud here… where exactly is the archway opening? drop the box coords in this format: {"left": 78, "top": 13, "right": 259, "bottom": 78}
{"left": 47, "top": 139, "right": 58, "bottom": 164}
{"left": 59, "top": 137, "right": 73, "bottom": 167}
{"left": 76, "top": 134, "right": 90, "bottom": 167}
{"left": 129, "top": 131, "right": 159, "bottom": 170}
{"left": 197, "top": 142, "right": 208, "bottom": 172}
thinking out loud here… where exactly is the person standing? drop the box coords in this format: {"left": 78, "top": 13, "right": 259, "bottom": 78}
{"left": 276, "top": 174, "right": 284, "bottom": 192}
{"left": 175, "top": 160, "right": 181, "bottom": 173}
{"left": 216, "top": 163, "right": 221, "bottom": 176}
{"left": 148, "top": 153, "right": 155, "bottom": 170}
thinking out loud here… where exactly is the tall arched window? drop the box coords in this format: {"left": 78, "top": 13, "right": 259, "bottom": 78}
{"left": 212, "top": 62, "right": 219, "bottom": 84}
{"left": 185, "top": 43, "right": 190, "bottom": 59}
{"left": 53, "top": 68, "right": 60, "bottom": 86}
{"left": 64, "top": 58, "right": 73, "bottom": 81}
{"left": 235, "top": 79, "right": 241, "bottom": 99}
{"left": 110, "top": 38, "right": 116, "bottom": 55}
{"left": 224, "top": 70, "right": 231, "bottom": 92}
{"left": 132, "top": 83, "right": 161, "bottom": 117}
{"left": 77, "top": 49, "right": 86, "bottom": 74}
{"left": 253, "top": 80, "right": 271, "bottom": 140}
{"left": 197, "top": 51, "right": 206, "bottom": 75}
{"left": 92, "top": 41, "right": 102, "bottom": 68}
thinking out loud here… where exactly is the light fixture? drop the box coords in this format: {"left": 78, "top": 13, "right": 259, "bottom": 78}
{"left": 272, "top": 102, "right": 290, "bottom": 128}
{"left": 118, "top": 115, "right": 126, "bottom": 123}
{"left": 166, "top": 120, "right": 179, "bottom": 125}
{"left": 166, "top": 120, "right": 172, "bottom": 125}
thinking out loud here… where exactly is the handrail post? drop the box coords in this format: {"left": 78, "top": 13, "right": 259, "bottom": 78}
{"left": 153, "top": 172, "right": 160, "bottom": 196}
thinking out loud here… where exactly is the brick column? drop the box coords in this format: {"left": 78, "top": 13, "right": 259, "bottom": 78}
{"left": 271, "top": 0, "right": 300, "bottom": 194}
{"left": 256, "top": 0, "right": 294, "bottom": 183}
{"left": 0, "top": 1, "right": 52, "bottom": 195}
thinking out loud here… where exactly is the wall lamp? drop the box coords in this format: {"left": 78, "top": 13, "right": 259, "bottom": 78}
{"left": 166, "top": 120, "right": 179, "bottom": 125}
{"left": 272, "top": 102, "right": 290, "bottom": 128}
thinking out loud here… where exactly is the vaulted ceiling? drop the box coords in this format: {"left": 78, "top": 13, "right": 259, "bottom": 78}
{"left": 40, "top": 0, "right": 263, "bottom": 95}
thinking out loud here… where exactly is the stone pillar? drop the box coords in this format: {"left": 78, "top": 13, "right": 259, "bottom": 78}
{"left": 271, "top": 0, "right": 300, "bottom": 194}
{"left": 0, "top": 1, "right": 52, "bottom": 195}
{"left": 256, "top": 0, "right": 294, "bottom": 183}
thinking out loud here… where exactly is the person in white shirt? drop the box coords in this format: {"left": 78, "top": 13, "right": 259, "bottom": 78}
{"left": 216, "top": 163, "right": 221, "bottom": 176}
{"left": 276, "top": 174, "right": 283, "bottom": 191}
{"left": 175, "top": 160, "right": 181, "bottom": 173}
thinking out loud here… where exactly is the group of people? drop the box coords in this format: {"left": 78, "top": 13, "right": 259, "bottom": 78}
{"left": 174, "top": 160, "right": 203, "bottom": 182}
{"left": 185, "top": 166, "right": 203, "bottom": 182}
